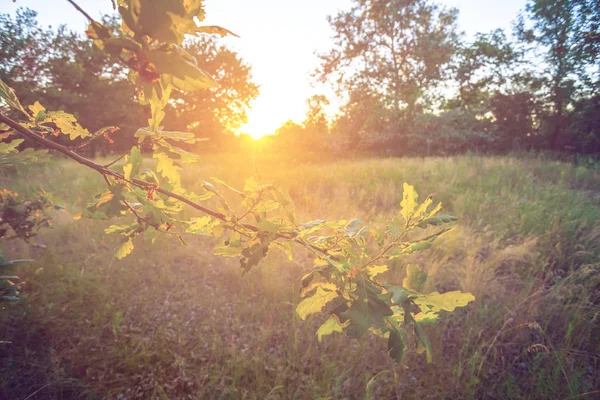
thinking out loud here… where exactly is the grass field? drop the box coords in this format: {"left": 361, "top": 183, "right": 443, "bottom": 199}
{"left": 1, "top": 153, "right": 599, "bottom": 399}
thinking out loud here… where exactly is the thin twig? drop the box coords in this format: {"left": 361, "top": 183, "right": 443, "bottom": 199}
{"left": 562, "top": 390, "right": 600, "bottom": 400}
{"left": 22, "top": 380, "right": 59, "bottom": 400}
{"left": 103, "top": 150, "right": 131, "bottom": 168}
{"left": 65, "top": 0, "right": 97, "bottom": 24}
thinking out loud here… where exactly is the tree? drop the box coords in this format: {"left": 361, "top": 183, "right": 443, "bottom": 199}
{"left": 0, "top": 0, "right": 474, "bottom": 365}
{"left": 318, "top": 0, "right": 460, "bottom": 127}
{"left": 1, "top": 10, "right": 144, "bottom": 155}
{"left": 517, "top": 0, "right": 600, "bottom": 150}
{"left": 449, "top": 29, "right": 518, "bottom": 112}
{"left": 163, "top": 36, "right": 259, "bottom": 150}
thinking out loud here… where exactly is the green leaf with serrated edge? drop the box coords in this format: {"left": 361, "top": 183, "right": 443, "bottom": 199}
{"left": 105, "top": 223, "right": 138, "bottom": 236}
{"left": 0, "top": 79, "right": 29, "bottom": 118}
{"left": 186, "top": 216, "right": 219, "bottom": 236}
{"left": 413, "top": 291, "right": 475, "bottom": 313}
{"left": 127, "top": 146, "right": 143, "bottom": 176}
{"left": 317, "top": 316, "right": 344, "bottom": 343}
{"left": 240, "top": 235, "right": 274, "bottom": 274}
{"left": 400, "top": 183, "right": 418, "bottom": 222}
{"left": 296, "top": 286, "right": 338, "bottom": 320}
{"left": 145, "top": 47, "right": 218, "bottom": 91}
{"left": 0, "top": 140, "right": 24, "bottom": 154}
{"left": 403, "top": 265, "right": 427, "bottom": 293}
{"left": 115, "top": 238, "right": 134, "bottom": 259}
{"left": 154, "top": 152, "right": 181, "bottom": 184}
{"left": 388, "top": 329, "right": 406, "bottom": 363}
{"left": 367, "top": 264, "right": 388, "bottom": 278}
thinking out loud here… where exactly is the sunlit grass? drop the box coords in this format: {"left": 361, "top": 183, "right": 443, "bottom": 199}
{"left": 1, "top": 153, "right": 599, "bottom": 399}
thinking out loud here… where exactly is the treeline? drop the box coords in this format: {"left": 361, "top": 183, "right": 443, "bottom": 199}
{"left": 270, "top": 0, "right": 600, "bottom": 156}
{"left": 2, "top": 1, "right": 599, "bottom": 158}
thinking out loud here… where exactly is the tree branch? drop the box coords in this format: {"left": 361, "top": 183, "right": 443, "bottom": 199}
{"left": 66, "top": 0, "right": 98, "bottom": 25}
{"left": 0, "top": 112, "right": 335, "bottom": 258}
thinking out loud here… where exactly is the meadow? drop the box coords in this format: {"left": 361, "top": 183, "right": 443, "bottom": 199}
{"left": 1, "top": 153, "right": 599, "bottom": 399}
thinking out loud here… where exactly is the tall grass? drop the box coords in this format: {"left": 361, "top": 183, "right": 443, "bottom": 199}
{"left": 1, "top": 153, "right": 599, "bottom": 399}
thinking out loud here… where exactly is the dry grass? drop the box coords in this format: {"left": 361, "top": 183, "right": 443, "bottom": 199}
{"left": 1, "top": 153, "right": 599, "bottom": 399}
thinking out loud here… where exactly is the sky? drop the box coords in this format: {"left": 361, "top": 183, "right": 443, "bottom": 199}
{"left": 4, "top": 0, "right": 527, "bottom": 138}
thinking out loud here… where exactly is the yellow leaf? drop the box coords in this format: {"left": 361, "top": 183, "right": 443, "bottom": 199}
{"left": 123, "top": 163, "right": 133, "bottom": 181}
{"left": 28, "top": 101, "right": 46, "bottom": 118}
{"left": 115, "top": 238, "right": 134, "bottom": 259}
{"left": 154, "top": 152, "right": 181, "bottom": 184}
{"left": 296, "top": 286, "right": 338, "bottom": 320}
{"left": 317, "top": 316, "right": 344, "bottom": 342}
{"left": 96, "top": 191, "right": 114, "bottom": 207}
{"left": 367, "top": 264, "right": 388, "bottom": 278}
{"left": 400, "top": 183, "right": 418, "bottom": 222}
{"left": 414, "top": 195, "right": 433, "bottom": 220}
{"left": 413, "top": 291, "right": 475, "bottom": 313}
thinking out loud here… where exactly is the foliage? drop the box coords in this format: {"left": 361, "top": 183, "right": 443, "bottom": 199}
{"left": 0, "top": 0, "right": 475, "bottom": 364}
{"left": 516, "top": 0, "right": 600, "bottom": 150}
{"left": 318, "top": 0, "right": 460, "bottom": 121}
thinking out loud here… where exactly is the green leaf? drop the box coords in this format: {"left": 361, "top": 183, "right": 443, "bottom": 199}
{"left": 386, "top": 285, "right": 415, "bottom": 304}
{"left": 317, "top": 316, "right": 344, "bottom": 342}
{"left": 257, "top": 219, "right": 282, "bottom": 234}
{"left": 402, "top": 264, "right": 427, "bottom": 293}
{"left": 240, "top": 234, "right": 274, "bottom": 274}
{"left": 186, "top": 216, "right": 219, "bottom": 236}
{"left": 400, "top": 183, "right": 418, "bottom": 222}
{"left": 144, "top": 46, "right": 218, "bottom": 92}
{"left": 388, "top": 329, "right": 406, "bottom": 363}
{"left": 127, "top": 146, "right": 143, "bottom": 176}
{"left": 0, "top": 79, "right": 29, "bottom": 118}
{"left": 340, "top": 278, "right": 393, "bottom": 338}
{"left": 416, "top": 215, "right": 458, "bottom": 229}
{"left": 413, "top": 291, "right": 475, "bottom": 313}
{"left": 0, "top": 139, "right": 24, "bottom": 154}
{"left": 405, "top": 241, "right": 432, "bottom": 254}
{"left": 115, "top": 237, "right": 134, "bottom": 259}
{"left": 296, "top": 286, "right": 338, "bottom": 320}
{"left": 154, "top": 152, "right": 181, "bottom": 184}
